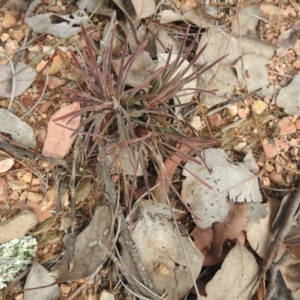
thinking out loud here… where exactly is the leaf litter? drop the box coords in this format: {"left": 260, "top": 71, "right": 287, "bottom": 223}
{"left": 1, "top": 0, "right": 300, "bottom": 299}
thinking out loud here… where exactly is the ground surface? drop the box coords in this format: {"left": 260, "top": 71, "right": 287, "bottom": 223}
{"left": 0, "top": 0, "right": 300, "bottom": 299}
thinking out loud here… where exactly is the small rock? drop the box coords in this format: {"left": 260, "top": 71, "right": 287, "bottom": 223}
{"left": 20, "top": 191, "right": 27, "bottom": 201}
{"left": 9, "top": 190, "right": 19, "bottom": 200}
{"left": 0, "top": 33, "right": 10, "bottom": 42}
{"left": 5, "top": 39, "right": 19, "bottom": 54}
{"left": 293, "top": 59, "right": 300, "bottom": 69}
{"left": 0, "top": 158, "right": 14, "bottom": 173}
{"left": 252, "top": 100, "right": 268, "bottom": 115}
{"left": 265, "top": 161, "right": 274, "bottom": 172}
{"left": 0, "top": 178, "right": 8, "bottom": 202}
{"left": 8, "top": 180, "right": 29, "bottom": 190}
{"left": 48, "top": 55, "right": 68, "bottom": 75}
{"left": 60, "top": 283, "right": 71, "bottom": 294}
{"left": 270, "top": 171, "right": 283, "bottom": 184}
{"left": 262, "top": 139, "right": 277, "bottom": 158}
{"left": 1, "top": 10, "right": 17, "bottom": 29}
{"left": 0, "top": 210, "right": 37, "bottom": 243}
{"left": 233, "top": 142, "right": 247, "bottom": 152}
{"left": 226, "top": 104, "right": 238, "bottom": 116}
{"left": 9, "top": 29, "right": 25, "bottom": 43}
{"left": 27, "top": 192, "right": 43, "bottom": 203}
{"left": 36, "top": 60, "right": 48, "bottom": 74}
{"left": 277, "top": 117, "right": 296, "bottom": 135}
{"left": 22, "top": 172, "right": 33, "bottom": 183}
{"left": 47, "top": 76, "right": 67, "bottom": 89}
{"left": 31, "top": 178, "right": 40, "bottom": 186}
{"left": 99, "top": 290, "right": 115, "bottom": 300}
{"left": 190, "top": 116, "right": 203, "bottom": 130}
{"left": 295, "top": 119, "right": 300, "bottom": 130}
{"left": 28, "top": 45, "right": 41, "bottom": 52}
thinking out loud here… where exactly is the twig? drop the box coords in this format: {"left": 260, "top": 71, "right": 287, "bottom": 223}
{"left": 0, "top": 140, "right": 70, "bottom": 170}
{"left": 206, "top": 88, "right": 262, "bottom": 116}
{"left": 248, "top": 187, "right": 300, "bottom": 299}
{"left": 97, "top": 145, "right": 154, "bottom": 291}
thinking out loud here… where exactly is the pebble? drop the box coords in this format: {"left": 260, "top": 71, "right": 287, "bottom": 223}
{"left": 8, "top": 180, "right": 29, "bottom": 191}
{"left": 277, "top": 117, "right": 296, "bottom": 135}
{"left": 27, "top": 192, "right": 43, "bottom": 203}
{"left": 1, "top": 10, "right": 17, "bottom": 29}
{"left": 48, "top": 54, "right": 68, "bottom": 75}
{"left": 0, "top": 210, "right": 37, "bottom": 243}
{"left": 19, "top": 191, "right": 28, "bottom": 201}
{"left": 252, "top": 100, "right": 268, "bottom": 115}
{"left": 22, "top": 172, "right": 33, "bottom": 183}
{"left": 0, "top": 33, "right": 10, "bottom": 42}
{"left": 0, "top": 178, "right": 8, "bottom": 202}
{"left": 8, "top": 29, "right": 25, "bottom": 43}
{"left": 60, "top": 283, "right": 71, "bottom": 294}
{"left": 36, "top": 60, "right": 48, "bottom": 74}
{"left": 5, "top": 39, "right": 19, "bottom": 54}
{"left": 28, "top": 45, "right": 41, "bottom": 52}
{"left": 47, "top": 76, "right": 67, "bottom": 89}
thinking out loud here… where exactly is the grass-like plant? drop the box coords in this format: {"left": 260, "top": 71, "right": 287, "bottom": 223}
{"left": 55, "top": 22, "right": 225, "bottom": 204}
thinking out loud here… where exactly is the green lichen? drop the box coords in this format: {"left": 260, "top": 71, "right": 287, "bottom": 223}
{"left": 0, "top": 236, "right": 37, "bottom": 289}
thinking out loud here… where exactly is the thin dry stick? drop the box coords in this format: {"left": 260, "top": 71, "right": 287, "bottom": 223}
{"left": 67, "top": 131, "right": 85, "bottom": 271}
{"left": 97, "top": 146, "right": 154, "bottom": 291}
{"left": 248, "top": 187, "right": 300, "bottom": 299}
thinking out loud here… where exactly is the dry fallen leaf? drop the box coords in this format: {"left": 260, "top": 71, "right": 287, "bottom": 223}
{"left": 203, "top": 242, "right": 259, "bottom": 300}
{"left": 182, "top": 148, "right": 262, "bottom": 229}
{"left": 25, "top": 10, "right": 88, "bottom": 38}
{"left": 121, "top": 200, "right": 203, "bottom": 300}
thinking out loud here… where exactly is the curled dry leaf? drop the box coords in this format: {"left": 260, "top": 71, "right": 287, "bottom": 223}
{"left": 211, "top": 203, "right": 250, "bottom": 258}
{"left": 42, "top": 102, "right": 81, "bottom": 159}
{"left": 25, "top": 10, "right": 88, "bottom": 38}
{"left": 203, "top": 242, "right": 259, "bottom": 300}
{"left": 121, "top": 200, "right": 203, "bottom": 300}
{"left": 245, "top": 199, "right": 277, "bottom": 259}
{"left": 181, "top": 148, "right": 262, "bottom": 229}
